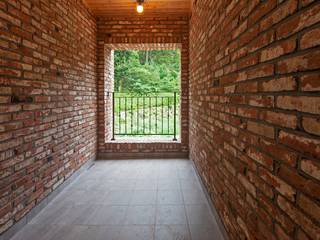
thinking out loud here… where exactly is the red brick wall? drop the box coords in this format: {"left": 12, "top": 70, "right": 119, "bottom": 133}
{"left": 0, "top": 0, "right": 97, "bottom": 234}
{"left": 96, "top": 16, "right": 189, "bottom": 157}
{"left": 189, "top": 0, "right": 320, "bottom": 239}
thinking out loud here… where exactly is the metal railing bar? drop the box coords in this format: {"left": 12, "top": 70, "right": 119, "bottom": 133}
{"left": 111, "top": 92, "right": 179, "bottom": 139}
{"left": 125, "top": 97, "right": 127, "bottom": 134}
{"left": 173, "top": 92, "right": 177, "bottom": 141}
{"left": 149, "top": 97, "right": 151, "bottom": 134}
{"left": 112, "top": 92, "right": 115, "bottom": 140}
{"left": 161, "top": 97, "right": 164, "bottom": 134}
{"left": 118, "top": 97, "right": 121, "bottom": 134}
{"left": 131, "top": 97, "right": 133, "bottom": 134}
{"left": 167, "top": 97, "right": 170, "bottom": 134}
{"left": 143, "top": 97, "right": 145, "bottom": 134}
{"left": 137, "top": 97, "right": 139, "bottom": 134}
{"left": 155, "top": 97, "right": 157, "bottom": 134}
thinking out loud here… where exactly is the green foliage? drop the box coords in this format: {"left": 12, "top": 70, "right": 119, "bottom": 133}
{"left": 114, "top": 50, "right": 180, "bottom": 94}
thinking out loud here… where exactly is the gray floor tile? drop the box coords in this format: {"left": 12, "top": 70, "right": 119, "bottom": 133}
{"left": 124, "top": 205, "right": 156, "bottom": 224}
{"left": 189, "top": 224, "right": 224, "bottom": 240}
{"left": 180, "top": 179, "right": 202, "bottom": 190}
{"left": 155, "top": 225, "right": 191, "bottom": 240}
{"left": 83, "top": 205, "right": 127, "bottom": 225}
{"left": 46, "top": 225, "right": 89, "bottom": 240}
{"left": 182, "top": 189, "right": 207, "bottom": 204}
{"left": 130, "top": 190, "right": 157, "bottom": 205}
{"left": 156, "top": 205, "right": 187, "bottom": 224}
{"left": 84, "top": 226, "right": 121, "bottom": 240}
{"left": 135, "top": 179, "right": 157, "bottom": 190}
{"left": 178, "top": 169, "right": 197, "bottom": 180}
{"left": 157, "top": 178, "right": 181, "bottom": 190}
{"left": 157, "top": 190, "right": 184, "bottom": 205}
{"left": 104, "top": 190, "right": 133, "bottom": 205}
{"left": 118, "top": 225, "right": 154, "bottom": 240}
{"left": 10, "top": 224, "right": 56, "bottom": 240}
{"left": 9, "top": 159, "right": 225, "bottom": 240}
{"left": 185, "top": 204, "right": 215, "bottom": 225}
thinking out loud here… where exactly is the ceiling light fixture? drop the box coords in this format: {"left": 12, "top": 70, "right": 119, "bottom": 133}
{"left": 136, "top": 0, "right": 144, "bottom": 14}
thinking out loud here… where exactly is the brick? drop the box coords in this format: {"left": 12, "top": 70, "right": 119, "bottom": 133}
{"left": 277, "top": 96, "right": 320, "bottom": 114}
{"left": 247, "top": 64, "right": 274, "bottom": 80}
{"left": 247, "top": 171, "right": 273, "bottom": 198}
{"left": 236, "top": 81, "right": 257, "bottom": 93}
{"left": 300, "top": 27, "right": 320, "bottom": 49}
{"left": 238, "top": 174, "right": 256, "bottom": 197}
{"left": 260, "top": 0, "right": 298, "bottom": 31}
{"left": 279, "top": 131, "right": 320, "bottom": 159}
{"left": 237, "top": 107, "right": 258, "bottom": 119}
{"left": 297, "top": 229, "right": 312, "bottom": 240}
{"left": 277, "top": 50, "right": 320, "bottom": 74}
{"left": 237, "top": 54, "right": 259, "bottom": 70}
{"left": 247, "top": 121, "right": 274, "bottom": 139}
{"left": 0, "top": 114, "right": 11, "bottom": 124}
{"left": 260, "top": 111, "right": 297, "bottom": 129}
{"left": 277, "top": 3, "right": 320, "bottom": 39}
{"left": 297, "top": 194, "right": 320, "bottom": 221}
{"left": 0, "top": 105, "right": 21, "bottom": 113}
{"left": 301, "top": 0, "right": 317, "bottom": 7}
{"left": 261, "top": 76, "right": 296, "bottom": 92}
{"left": 248, "top": 0, "right": 277, "bottom": 25}
{"left": 0, "top": 9, "right": 21, "bottom": 26}
{"left": 259, "top": 167, "right": 296, "bottom": 201}
{"left": 302, "top": 117, "right": 320, "bottom": 136}
{"left": 274, "top": 224, "right": 291, "bottom": 240}
{"left": 301, "top": 159, "right": 320, "bottom": 181}
{"left": 259, "top": 139, "right": 297, "bottom": 167}
{"left": 300, "top": 73, "right": 320, "bottom": 91}
{"left": 0, "top": 0, "right": 98, "bottom": 234}
{"left": 249, "top": 30, "right": 275, "bottom": 54}
{"left": 247, "top": 147, "right": 273, "bottom": 170}
{"left": 277, "top": 165, "right": 320, "bottom": 200}
{"left": 277, "top": 195, "right": 320, "bottom": 240}
{"left": 247, "top": 95, "right": 274, "bottom": 108}
{"left": 0, "top": 67, "right": 21, "bottom": 77}
{"left": 260, "top": 38, "right": 296, "bottom": 62}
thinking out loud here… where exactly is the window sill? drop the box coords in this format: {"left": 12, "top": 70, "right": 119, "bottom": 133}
{"left": 105, "top": 137, "right": 181, "bottom": 144}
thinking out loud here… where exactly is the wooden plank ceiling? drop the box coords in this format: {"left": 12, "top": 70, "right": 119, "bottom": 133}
{"left": 83, "top": 0, "right": 191, "bottom": 16}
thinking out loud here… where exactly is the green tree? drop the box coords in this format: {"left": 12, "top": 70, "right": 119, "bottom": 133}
{"left": 114, "top": 50, "right": 180, "bottom": 94}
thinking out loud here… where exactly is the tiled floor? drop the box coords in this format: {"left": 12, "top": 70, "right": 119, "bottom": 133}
{"left": 11, "top": 159, "right": 224, "bottom": 240}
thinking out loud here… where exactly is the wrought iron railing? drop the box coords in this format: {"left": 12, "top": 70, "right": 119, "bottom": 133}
{"left": 110, "top": 92, "right": 179, "bottom": 141}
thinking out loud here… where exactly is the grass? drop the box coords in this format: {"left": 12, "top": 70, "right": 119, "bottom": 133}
{"left": 114, "top": 92, "right": 180, "bottom": 138}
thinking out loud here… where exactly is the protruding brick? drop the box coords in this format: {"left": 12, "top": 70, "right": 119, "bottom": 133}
{"left": 300, "top": 73, "right": 320, "bottom": 91}
{"left": 277, "top": 96, "right": 320, "bottom": 114}
{"left": 300, "top": 27, "right": 320, "bottom": 49}
{"left": 261, "top": 76, "right": 296, "bottom": 92}
{"left": 302, "top": 117, "right": 320, "bottom": 136}
{"left": 277, "top": 50, "right": 320, "bottom": 73}
{"left": 260, "top": 111, "right": 297, "bottom": 129}
{"left": 301, "top": 159, "right": 320, "bottom": 181}
{"left": 279, "top": 131, "right": 320, "bottom": 159}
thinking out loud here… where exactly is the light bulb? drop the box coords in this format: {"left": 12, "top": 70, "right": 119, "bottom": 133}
{"left": 136, "top": 4, "right": 144, "bottom": 13}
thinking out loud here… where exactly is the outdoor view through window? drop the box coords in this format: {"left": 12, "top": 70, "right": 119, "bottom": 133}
{"left": 112, "top": 50, "right": 181, "bottom": 140}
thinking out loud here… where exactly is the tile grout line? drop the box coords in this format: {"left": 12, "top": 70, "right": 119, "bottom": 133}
{"left": 180, "top": 168, "right": 194, "bottom": 240}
